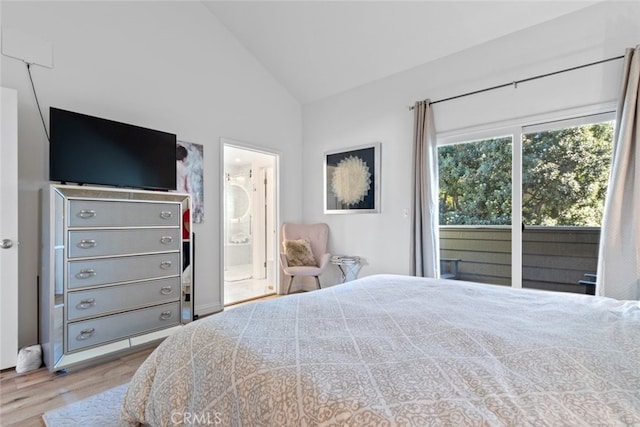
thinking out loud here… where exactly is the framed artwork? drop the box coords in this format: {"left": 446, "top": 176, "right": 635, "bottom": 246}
{"left": 176, "top": 140, "right": 204, "bottom": 223}
{"left": 324, "top": 142, "right": 380, "bottom": 214}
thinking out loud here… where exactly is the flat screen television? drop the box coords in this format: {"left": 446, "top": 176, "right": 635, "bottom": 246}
{"left": 49, "top": 107, "right": 177, "bottom": 191}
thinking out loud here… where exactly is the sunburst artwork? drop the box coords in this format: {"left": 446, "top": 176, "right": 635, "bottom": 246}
{"left": 325, "top": 143, "right": 380, "bottom": 213}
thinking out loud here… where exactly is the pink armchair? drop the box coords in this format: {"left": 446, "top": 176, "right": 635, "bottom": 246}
{"left": 280, "top": 223, "right": 330, "bottom": 294}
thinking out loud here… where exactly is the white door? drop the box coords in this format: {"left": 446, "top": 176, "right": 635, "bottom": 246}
{"left": 1, "top": 87, "right": 19, "bottom": 369}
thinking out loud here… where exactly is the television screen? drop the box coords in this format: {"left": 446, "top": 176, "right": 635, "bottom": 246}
{"left": 49, "top": 107, "right": 177, "bottom": 191}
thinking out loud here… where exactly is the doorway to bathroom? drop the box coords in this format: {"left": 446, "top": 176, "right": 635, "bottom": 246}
{"left": 222, "top": 141, "right": 278, "bottom": 305}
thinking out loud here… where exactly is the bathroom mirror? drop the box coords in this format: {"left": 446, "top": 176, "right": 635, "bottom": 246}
{"left": 228, "top": 183, "right": 251, "bottom": 221}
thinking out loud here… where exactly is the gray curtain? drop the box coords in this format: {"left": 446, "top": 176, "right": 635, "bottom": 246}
{"left": 410, "top": 100, "right": 440, "bottom": 277}
{"left": 596, "top": 45, "right": 640, "bottom": 300}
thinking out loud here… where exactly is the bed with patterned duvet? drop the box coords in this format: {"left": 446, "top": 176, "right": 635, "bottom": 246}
{"left": 121, "top": 274, "right": 640, "bottom": 426}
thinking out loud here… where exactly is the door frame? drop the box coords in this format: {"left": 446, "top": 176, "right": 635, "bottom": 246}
{"left": 220, "top": 138, "right": 281, "bottom": 300}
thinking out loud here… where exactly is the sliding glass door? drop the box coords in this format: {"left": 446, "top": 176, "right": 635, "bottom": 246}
{"left": 438, "top": 135, "right": 513, "bottom": 285}
{"left": 438, "top": 112, "right": 614, "bottom": 294}
{"left": 521, "top": 114, "right": 614, "bottom": 294}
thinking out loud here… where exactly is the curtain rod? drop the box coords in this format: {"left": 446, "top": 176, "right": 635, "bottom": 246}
{"left": 409, "top": 55, "right": 625, "bottom": 110}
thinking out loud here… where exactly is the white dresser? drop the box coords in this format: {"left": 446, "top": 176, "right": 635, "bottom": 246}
{"left": 41, "top": 184, "right": 191, "bottom": 372}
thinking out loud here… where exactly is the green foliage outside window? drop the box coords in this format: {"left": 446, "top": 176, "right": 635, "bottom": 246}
{"left": 438, "top": 122, "right": 613, "bottom": 226}
{"left": 439, "top": 137, "right": 512, "bottom": 225}
{"left": 522, "top": 123, "right": 613, "bottom": 226}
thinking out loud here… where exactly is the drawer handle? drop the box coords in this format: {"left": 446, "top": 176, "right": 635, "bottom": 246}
{"left": 76, "top": 269, "right": 96, "bottom": 279}
{"left": 77, "top": 298, "right": 96, "bottom": 309}
{"left": 77, "top": 239, "right": 97, "bottom": 249}
{"left": 160, "top": 211, "right": 173, "bottom": 219}
{"left": 76, "top": 328, "right": 95, "bottom": 340}
{"left": 160, "top": 310, "right": 172, "bottom": 320}
{"left": 78, "top": 209, "right": 96, "bottom": 219}
{"left": 160, "top": 236, "right": 173, "bottom": 244}
{"left": 160, "top": 286, "right": 173, "bottom": 295}
{"left": 160, "top": 261, "right": 172, "bottom": 269}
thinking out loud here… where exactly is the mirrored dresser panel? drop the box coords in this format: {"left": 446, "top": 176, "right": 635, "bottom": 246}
{"left": 40, "top": 184, "right": 191, "bottom": 372}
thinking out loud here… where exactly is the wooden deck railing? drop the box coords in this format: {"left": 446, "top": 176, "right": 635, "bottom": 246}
{"left": 440, "top": 226, "right": 599, "bottom": 294}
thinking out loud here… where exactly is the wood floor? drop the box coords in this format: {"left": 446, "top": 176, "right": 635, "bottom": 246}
{"left": 0, "top": 345, "right": 156, "bottom": 426}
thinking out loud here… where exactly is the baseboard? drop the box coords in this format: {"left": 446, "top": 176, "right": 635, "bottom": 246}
{"left": 194, "top": 302, "right": 223, "bottom": 317}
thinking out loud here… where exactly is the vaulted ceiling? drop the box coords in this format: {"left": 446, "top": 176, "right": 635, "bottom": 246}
{"left": 203, "top": 1, "right": 598, "bottom": 105}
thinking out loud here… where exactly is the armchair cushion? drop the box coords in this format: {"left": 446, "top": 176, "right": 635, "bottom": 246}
{"left": 283, "top": 238, "right": 317, "bottom": 266}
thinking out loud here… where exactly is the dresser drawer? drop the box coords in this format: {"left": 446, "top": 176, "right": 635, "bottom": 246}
{"left": 68, "top": 253, "right": 180, "bottom": 289}
{"left": 68, "top": 200, "right": 180, "bottom": 228}
{"left": 68, "top": 228, "right": 181, "bottom": 259}
{"left": 67, "top": 302, "right": 181, "bottom": 352}
{"left": 67, "top": 277, "right": 180, "bottom": 321}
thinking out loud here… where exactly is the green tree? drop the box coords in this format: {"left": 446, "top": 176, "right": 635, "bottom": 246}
{"left": 438, "top": 122, "right": 613, "bottom": 226}
{"left": 522, "top": 122, "right": 613, "bottom": 226}
{"left": 439, "top": 137, "right": 512, "bottom": 225}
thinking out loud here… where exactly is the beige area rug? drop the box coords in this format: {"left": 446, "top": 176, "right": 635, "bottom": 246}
{"left": 42, "top": 383, "right": 129, "bottom": 426}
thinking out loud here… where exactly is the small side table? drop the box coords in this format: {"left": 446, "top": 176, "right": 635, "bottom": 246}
{"left": 331, "top": 255, "right": 361, "bottom": 283}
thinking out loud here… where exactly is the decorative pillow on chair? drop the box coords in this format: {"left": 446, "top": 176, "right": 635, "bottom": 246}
{"left": 284, "top": 239, "right": 317, "bottom": 266}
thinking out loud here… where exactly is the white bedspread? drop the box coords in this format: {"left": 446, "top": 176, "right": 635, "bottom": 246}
{"left": 121, "top": 274, "right": 640, "bottom": 426}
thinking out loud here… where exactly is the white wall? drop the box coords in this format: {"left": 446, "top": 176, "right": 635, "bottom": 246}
{"left": 1, "top": 1, "right": 302, "bottom": 348}
{"left": 302, "top": 1, "right": 640, "bottom": 287}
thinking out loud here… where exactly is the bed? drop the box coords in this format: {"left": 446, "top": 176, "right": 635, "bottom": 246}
{"left": 121, "top": 274, "right": 640, "bottom": 426}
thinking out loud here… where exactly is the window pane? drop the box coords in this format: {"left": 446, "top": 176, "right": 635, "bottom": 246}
{"left": 438, "top": 137, "right": 512, "bottom": 225}
{"left": 438, "top": 137, "right": 512, "bottom": 286}
{"left": 522, "top": 120, "right": 613, "bottom": 295}
{"left": 522, "top": 121, "right": 613, "bottom": 226}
